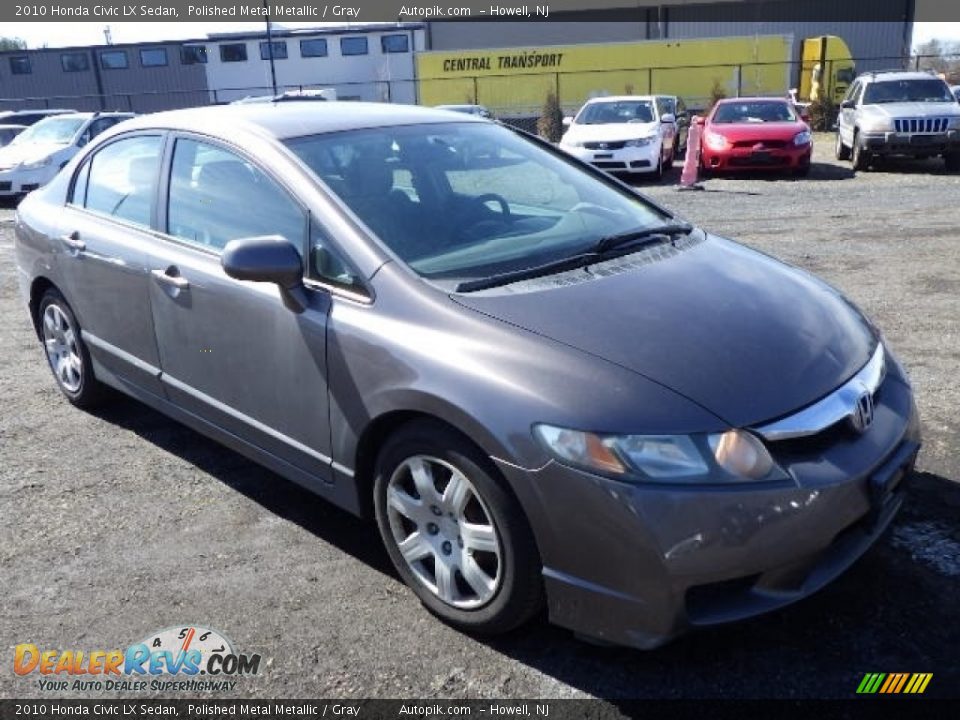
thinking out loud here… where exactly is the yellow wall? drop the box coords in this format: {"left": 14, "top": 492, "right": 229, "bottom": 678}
{"left": 417, "top": 36, "right": 795, "bottom": 112}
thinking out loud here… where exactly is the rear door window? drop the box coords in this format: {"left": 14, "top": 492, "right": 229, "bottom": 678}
{"left": 79, "top": 135, "right": 163, "bottom": 228}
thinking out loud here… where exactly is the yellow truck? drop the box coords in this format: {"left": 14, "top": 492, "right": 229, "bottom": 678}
{"left": 416, "top": 34, "right": 855, "bottom": 115}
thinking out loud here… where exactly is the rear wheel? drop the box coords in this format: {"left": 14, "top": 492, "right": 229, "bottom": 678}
{"left": 835, "top": 132, "right": 851, "bottom": 161}
{"left": 38, "top": 289, "right": 106, "bottom": 408}
{"left": 373, "top": 421, "right": 543, "bottom": 634}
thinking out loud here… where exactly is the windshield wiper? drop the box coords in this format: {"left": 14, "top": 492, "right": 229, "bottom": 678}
{"left": 455, "top": 222, "right": 695, "bottom": 293}
{"left": 593, "top": 222, "right": 694, "bottom": 254}
{"left": 455, "top": 252, "right": 597, "bottom": 293}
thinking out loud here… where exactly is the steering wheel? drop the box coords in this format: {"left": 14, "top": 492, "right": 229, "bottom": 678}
{"left": 471, "top": 193, "right": 512, "bottom": 222}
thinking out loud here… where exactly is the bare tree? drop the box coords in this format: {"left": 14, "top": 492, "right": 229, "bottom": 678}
{"left": 914, "top": 38, "right": 960, "bottom": 83}
{"left": 0, "top": 37, "right": 27, "bottom": 51}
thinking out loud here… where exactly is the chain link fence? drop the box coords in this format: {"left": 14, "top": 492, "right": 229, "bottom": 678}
{"left": 1, "top": 53, "right": 957, "bottom": 129}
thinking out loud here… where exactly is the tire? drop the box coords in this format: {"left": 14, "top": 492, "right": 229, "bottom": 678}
{"left": 373, "top": 420, "right": 543, "bottom": 635}
{"left": 945, "top": 152, "right": 960, "bottom": 172}
{"left": 835, "top": 132, "right": 851, "bottom": 161}
{"left": 37, "top": 288, "right": 107, "bottom": 408}
{"left": 652, "top": 153, "right": 663, "bottom": 181}
{"left": 663, "top": 146, "right": 674, "bottom": 171}
{"left": 851, "top": 131, "right": 871, "bottom": 171}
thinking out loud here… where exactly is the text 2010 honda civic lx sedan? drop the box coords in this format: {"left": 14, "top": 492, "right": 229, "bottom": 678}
{"left": 14, "top": 103, "right": 920, "bottom": 648}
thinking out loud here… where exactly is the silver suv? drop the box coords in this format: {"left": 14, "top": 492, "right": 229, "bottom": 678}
{"left": 836, "top": 70, "right": 960, "bottom": 171}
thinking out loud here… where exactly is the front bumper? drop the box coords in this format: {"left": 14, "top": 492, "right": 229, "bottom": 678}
{"left": 701, "top": 143, "right": 812, "bottom": 172}
{"left": 561, "top": 142, "right": 662, "bottom": 174}
{"left": 862, "top": 129, "right": 960, "bottom": 155}
{"left": 496, "top": 366, "right": 920, "bottom": 649}
{"left": 0, "top": 165, "right": 56, "bottom": 196}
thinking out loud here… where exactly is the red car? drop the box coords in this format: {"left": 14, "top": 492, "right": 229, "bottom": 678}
{"left": 698, "top": 97, "right": 813, "bottom": 176}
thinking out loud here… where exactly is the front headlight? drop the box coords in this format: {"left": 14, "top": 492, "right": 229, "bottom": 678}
{"left": 533, "top": 424, "right": 778, "bottom": 483}
{"left": 793, "top": 130, "right": 812, "bottom": 146}
{"left": 860, "top": 118, "right": 894, "bottom": 133}
{"left": 948, "top": 116, "right": 960, "bottom": 130}
{"left": 19, "top": 156, "right": 53, "bottom": 170}
{"left": 702, "top": 131, "right": 729, "bottom": 151}
{"left": 625, "top": 136, "right": 655, "bottom": 147}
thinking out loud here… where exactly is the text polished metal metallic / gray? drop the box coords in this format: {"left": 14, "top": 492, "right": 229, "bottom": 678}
{"left": 754, "top": 342, "right": 886, "bottom": 441}
{"left": 13, "top": 102, "right": 921, "bottom": 650}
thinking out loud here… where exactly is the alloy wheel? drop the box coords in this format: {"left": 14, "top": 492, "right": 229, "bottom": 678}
{"left": 385, "top": 454, "right": 502, "bottom": 609}
{"left": 42, "top": 304, "right": 82, "bottom": 393}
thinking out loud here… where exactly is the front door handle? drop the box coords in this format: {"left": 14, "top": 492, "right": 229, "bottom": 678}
{"left": 60, "top": 231, "right": 85, "bottom": 252}
{"left": 151, "top": 268, "right": 190, "bottom": 289}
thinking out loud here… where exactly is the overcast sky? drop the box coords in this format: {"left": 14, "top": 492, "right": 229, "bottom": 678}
{"left": 4, "top": 21, "right": 960, "bottom": 51}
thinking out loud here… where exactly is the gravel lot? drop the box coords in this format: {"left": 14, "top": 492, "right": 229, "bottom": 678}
{"left": 1, "top": 134, "right": 958, "bottom": 701}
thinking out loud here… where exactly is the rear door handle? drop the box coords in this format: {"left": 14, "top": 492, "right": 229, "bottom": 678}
{"left": 60, "top": 231, "right": 85, "bottom": 252}
{"left": 151, "top": 268, "right": 190, "bottom": 289}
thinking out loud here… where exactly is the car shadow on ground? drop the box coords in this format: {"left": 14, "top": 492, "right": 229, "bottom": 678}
{"left": 90, "top": 394, "right": 398, "bottom": 579}
{"left": 90, "top": 395, "right": 960, "bottom": 699}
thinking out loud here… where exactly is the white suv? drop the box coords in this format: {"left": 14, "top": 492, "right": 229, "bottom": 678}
{"left": 0, "top": 111, "right": 134, "bottom": 198}
{"left": 559, "top": 96, "right": 677, "bottom": 180}
{"left": 836, "top": 70, "right": 960, "bottom": 172}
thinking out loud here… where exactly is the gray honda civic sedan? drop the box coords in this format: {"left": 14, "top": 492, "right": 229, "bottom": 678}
{"left": 14, "top": 102, "right": 920, "bottom": 648}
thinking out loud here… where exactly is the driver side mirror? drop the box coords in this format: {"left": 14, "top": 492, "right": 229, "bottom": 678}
{"left": 562, "top": 116, "right": 573, "bottom": 128}
{"left": 221, "top": 235, "right": 308, "bottom": 314}
{"left": 840, "top": 100, "right": 855, "bottom": 110}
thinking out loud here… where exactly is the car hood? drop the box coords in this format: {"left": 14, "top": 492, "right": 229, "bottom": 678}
{"left": 706, "top": 121, "right": 807, "bottom": 141}
{"left": 0, "top": 142, "right": 65, "bottom": 168}
{"left": 451, "top": 235, "right": 876, "bottom": 429}
{"left": 862, "top": 102, "right": 960, "bottom": 118}
{"left": 565, "top": 121, "right": 660, "bottom": 142}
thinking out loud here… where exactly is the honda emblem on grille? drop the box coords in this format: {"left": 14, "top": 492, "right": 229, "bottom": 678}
{"left": 850, "top": 392, "right": 874, "bottom": 433}
{"left": 599, "top": 142, "right": 608, "bottom": 150}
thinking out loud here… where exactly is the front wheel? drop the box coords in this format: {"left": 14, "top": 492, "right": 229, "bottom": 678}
{"left": 373, "top": 421, "right": 543, "bottom": 634}
{"left": 835, "top": 132, "right": 851, "bottom": 161}
{"left": 851, "top": 131, "right": 871, "bottom": 171}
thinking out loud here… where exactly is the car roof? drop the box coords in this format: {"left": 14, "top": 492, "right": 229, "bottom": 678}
{"left": 41, "top": 111, "right": 134, "bottom": 121}
{"left": 860, "top": 71, "right": 947, "bottom": 83}
{"left": 715, "top": 96, "right": 790, "bottom": 104}
{"left": 584, "top": 95, "right": 656, "bottom": 103}
{"left": 118, "top": 101, "right": 485, "bottom": 141}
{"left": 0, "top": 108, "right": 75, "bottom": 115}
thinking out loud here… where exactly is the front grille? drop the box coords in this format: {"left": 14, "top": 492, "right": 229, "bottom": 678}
{"left": 732, "top": 139, "right": 788, "bottom": 149}
{"left": 0, "top": 181, "right": 11, "bottom": 192}
{"left": 894, "top": 117, "right": 949, "bottom": 133}
{"left": 584, "top": 141, "right": 627, "bottom": 150}
{"left": 729, "top": 155, "right": 789, "bottom": 167}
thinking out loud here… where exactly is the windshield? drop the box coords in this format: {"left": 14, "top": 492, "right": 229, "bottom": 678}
{"left": 576, "top": 101, "right": 655, "bottom": 125}
{"left": 286, "top": 122, "right": 670, "bottom": 284}
{"left": 713, "top": 101, "right": 797, "bottom": 123}
{"left": 863, "top": 79, "right": 954, "bottom": 104}
{"left": 12, "top": 117, "right": 85, "bottom": 146}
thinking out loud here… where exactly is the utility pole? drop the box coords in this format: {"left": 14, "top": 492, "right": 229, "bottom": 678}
{"left": 264, "top": 0, "right": 278, "bottom": 96}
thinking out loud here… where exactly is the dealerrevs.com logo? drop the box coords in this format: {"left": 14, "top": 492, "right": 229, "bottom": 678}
{"left": 14, "top": 625, "right": 261, "bottom": 693}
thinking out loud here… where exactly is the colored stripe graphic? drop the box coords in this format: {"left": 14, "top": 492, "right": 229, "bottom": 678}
{"left": 857, "top": 673, "right": 932, "bottom": 694}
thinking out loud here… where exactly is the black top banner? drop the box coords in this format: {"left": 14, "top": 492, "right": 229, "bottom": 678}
{"left": 3, "top": 0, "right": 960, "bottom": 24}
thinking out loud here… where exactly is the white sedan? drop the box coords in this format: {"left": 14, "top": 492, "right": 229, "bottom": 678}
{"left": 559, "top": 96, "right": 677, "bottom": 180}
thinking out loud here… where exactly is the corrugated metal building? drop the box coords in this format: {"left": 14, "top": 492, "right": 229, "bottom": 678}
{"left": 0, "top": 42, "right": 209, "bottom": 112}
